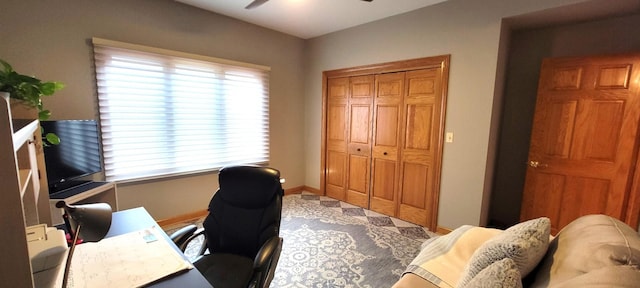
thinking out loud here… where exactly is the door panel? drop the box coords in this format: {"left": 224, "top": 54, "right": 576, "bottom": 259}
{"left": 327, "top": 105, "right": 347, "bottom": 148}
{"left": 397, "top": 69, "right": 442, "bottom": 229}
{"left": 372, "top": 159, "right": 396, "bottom": 200}
{"left": 326, "top": 151, "right": 347, "bottom": 199}
{"left": 579, "top": 100, "right": 623, "bottom": 161}
{"left": 375, "top": 106, "right": 399, "bottom": 146}
{"left": 526, "top": 172, "right": 565, "bottom": 222}
{"left": 401, "top": 163, "right": 429, "bottom": 208}
{"left": 347, "top": 154, "right": 370, "bottom": 207}
{"left": 398, "top": 162, "right": 431, "bottom": 225}
{"left": 596, "top": 64, "right": 631, "bottom": 89}
{"left": 557, "top": 177, "right": 610, "bottom": 229}
{"left": 405, "top": 104, "right": 433, "bottom": 150}
{"left": 346, "top": 75, "right": 374, "bottom": 208}
{"left": 326, "top": 77, "right": 349, "bottom": 201}
{"left": 370, "top": 72, "right": 404, "bottom": 216}
{"left": 543, "top": 100, "right": 576, "bottom": 158}
{"left": 521, "top": 54, "right": 640, "bottom": 234}
{"left": 350, "top": 105, "right": 371, "bottom": 144}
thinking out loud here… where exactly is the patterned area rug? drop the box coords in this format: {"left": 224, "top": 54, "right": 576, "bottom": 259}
{"left": 164, "top": 193, "right": 434, "bottom": 287}
{"left": 271, "top": 194, "right": 428, "bottom": 287}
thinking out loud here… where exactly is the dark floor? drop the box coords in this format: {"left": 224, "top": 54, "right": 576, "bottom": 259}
{"left": 299, "top": 191, "right": 437, "bottom": 241}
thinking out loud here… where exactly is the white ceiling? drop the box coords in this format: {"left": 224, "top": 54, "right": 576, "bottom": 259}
{"left": 175, "top": 0, "right": 447, "bottom": 39}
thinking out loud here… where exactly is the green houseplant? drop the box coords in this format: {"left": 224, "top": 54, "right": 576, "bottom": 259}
{"left": 0, "top": 59, "right": 65, "bottom": 144}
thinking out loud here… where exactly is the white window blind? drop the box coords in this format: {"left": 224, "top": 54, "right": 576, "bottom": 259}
{"left": 92, "top": 38, "right": 270, "bottom": 182}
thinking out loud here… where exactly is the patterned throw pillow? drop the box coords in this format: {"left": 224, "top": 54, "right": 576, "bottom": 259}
{"left": 464, "top": 258, "right": 523, "bottom": 288}
{"left": 456, "top": 217, "right": 551, "bottom": 287}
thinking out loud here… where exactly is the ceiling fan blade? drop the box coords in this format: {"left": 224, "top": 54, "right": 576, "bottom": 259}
{"left": 245, "top": 0, "right": 369, "bottom": 10}
{"left": 245, "top": 0, "right": 269, "bottom": 9}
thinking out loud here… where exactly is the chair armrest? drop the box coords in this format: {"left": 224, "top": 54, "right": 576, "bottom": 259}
{"left": 169, "top": 224, "right": 198, "bottom": 251}
{"left": 252, "top": 236, "right": 283, "bottom": 288}
{"left": 170, "top": 225, "right": 208, "bottom": 256}
{"left": 253, "top": 236, "right": 282, "bottom": 272}
{"left": 189, "top": 228, "right": 208, "bottom": 257}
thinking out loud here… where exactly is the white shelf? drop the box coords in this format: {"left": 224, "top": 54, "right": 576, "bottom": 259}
{"left": 12, "top": 119, "right": 38, "bottom": 152}
{"left": 18, "top": 168, "right": 32, "bottom": 198}
{"left": 1, "top": 92, "right": 51, "bottom": 287}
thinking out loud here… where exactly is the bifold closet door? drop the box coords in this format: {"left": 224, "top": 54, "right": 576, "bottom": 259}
{"left": 397, "top": 68, "right": 444, "bottom": 229}
{"left": 325, "top": 77, "right": 349, "bottom": 201}
{"left": 369, "top": 72, "right": 405, "bottom": 216}
{"left": 325, "top": 76, "right": 374, "bottom": 207}
{"left": 323, "top": 55, "right": 449, "bottom": 231}
{"left": 345, "top": 76, "right": 374, "bottom": 208}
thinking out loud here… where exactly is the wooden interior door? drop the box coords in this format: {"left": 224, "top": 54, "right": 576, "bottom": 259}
{"left": 345, "top": 75, "right": 374, "bottom": 208}
{"left": 397, "top": 68, "right": 444, "bottom": 229}
{"left": 325, "top": 77, "right": 349, "bottom": 201}
{"left": 521, "top": 54, "right": 640, "bottom": 234}
{"left": 369, "top": 72, "right": 405, "bottom": 216}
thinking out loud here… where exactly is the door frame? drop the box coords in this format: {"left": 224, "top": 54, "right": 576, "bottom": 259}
{"left": 320, "top": 55, "right": 450, "bottom": 230}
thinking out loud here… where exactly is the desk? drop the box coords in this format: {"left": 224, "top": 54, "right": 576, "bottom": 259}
{"left": 102, "top": 207, "right": 212, "bottom": 287}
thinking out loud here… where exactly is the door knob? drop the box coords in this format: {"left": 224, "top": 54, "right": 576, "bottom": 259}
{"left": 528, "top": 161, "right": 548, "bottom": 168}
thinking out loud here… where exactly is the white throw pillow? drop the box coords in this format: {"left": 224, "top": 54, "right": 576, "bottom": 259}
{"left": 456, "top": 217, "right": 551, "bottom": 287}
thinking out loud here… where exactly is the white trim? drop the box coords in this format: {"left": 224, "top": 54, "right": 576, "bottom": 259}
{"left": 92, "top": 37, "right": 271, "bottom": 72}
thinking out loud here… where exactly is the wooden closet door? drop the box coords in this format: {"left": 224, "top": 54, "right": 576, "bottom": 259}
{"left": 370, "top": 72, "right": 404, "bottom": 216}
{"left": 397, "top": 68, "right": 443, "bottom": 229}
{"left": 326, "top": 77, "right": 349, "bottom": 201}
{"left": 345, "top": 76, "right": 374, "bottom": 208}
{"left": 322, "top": 55, "right": 450, "bottom": 231}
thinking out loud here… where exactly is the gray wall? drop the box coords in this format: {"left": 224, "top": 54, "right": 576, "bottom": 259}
{"left": 0, "top": 0, "right": 306, "bottom": 221}
{"left": 490, "top": 13, "right": 640, "bottom": 228}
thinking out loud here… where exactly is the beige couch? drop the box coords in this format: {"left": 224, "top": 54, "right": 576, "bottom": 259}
{"left": 393, "top": 214, "right": 640, "bottom": 288}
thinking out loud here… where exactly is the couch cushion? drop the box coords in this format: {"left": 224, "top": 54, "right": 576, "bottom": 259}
{"left": 403, "top": 225, "right": 502, "bottom": 288}
{"left": 529, "top": 214, "right": 640, "bottom": 288}
{"left": 464, "top": 258, "right": 523, "bottom": 288}
{"left": 392, "top": 273, "right": 441, "bottom": 288}
{"left": 549, "top": 265, "right": 640, "bottom": 288}
{"left": 457, "top": 217, "right": 551, "bottom": 287}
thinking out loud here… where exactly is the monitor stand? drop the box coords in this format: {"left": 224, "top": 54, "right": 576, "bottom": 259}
{"left": 49, "top": 180, "right": 93, "bottom": 196}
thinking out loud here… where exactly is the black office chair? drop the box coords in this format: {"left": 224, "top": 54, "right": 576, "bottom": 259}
{"left": 171, "top": 165, "right": 284, "bottom": 288}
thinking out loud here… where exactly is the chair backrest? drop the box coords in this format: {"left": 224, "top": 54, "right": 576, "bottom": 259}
{"left": 203, "top": 165, "right": 284, "bottom": 259}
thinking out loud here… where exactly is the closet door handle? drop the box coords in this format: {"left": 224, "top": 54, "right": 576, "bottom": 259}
{"left": 383, "top": 152, "right": 388, "bottom": 155}
{"left": 357, "top": 148, "right": 361, "bottom": 152}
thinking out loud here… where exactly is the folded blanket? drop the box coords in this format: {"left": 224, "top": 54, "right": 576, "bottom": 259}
{"left": 404, "top": 226, "right": 502, "bottom": 287}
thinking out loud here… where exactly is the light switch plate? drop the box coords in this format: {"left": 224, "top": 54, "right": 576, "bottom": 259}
{"left": 445, "top": 132, "right": 454, "bottom": 143}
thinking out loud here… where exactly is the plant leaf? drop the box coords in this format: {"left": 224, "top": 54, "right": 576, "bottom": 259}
{"left": 40, "top": 82, "right": 57, "bottom": 95}
{"left": 45, "top": 133, "right": 61, "bottom": 145}
{"left": 39, "top": 110, "right": 51, "bottom": 121}
{"left": 0, "top": 59, "right": 13, "bottom": 73}
{"left": 53, "top": 82, "right": 65, "bottom": 91}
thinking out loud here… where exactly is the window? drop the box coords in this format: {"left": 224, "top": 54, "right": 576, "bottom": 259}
{"left": 92, "top": 38, "right": 270, "bottom": 182}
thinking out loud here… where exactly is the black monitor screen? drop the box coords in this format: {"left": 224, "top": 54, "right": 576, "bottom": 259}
{"left": 41, "top": 120, "right": 102, "bottom": 194}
